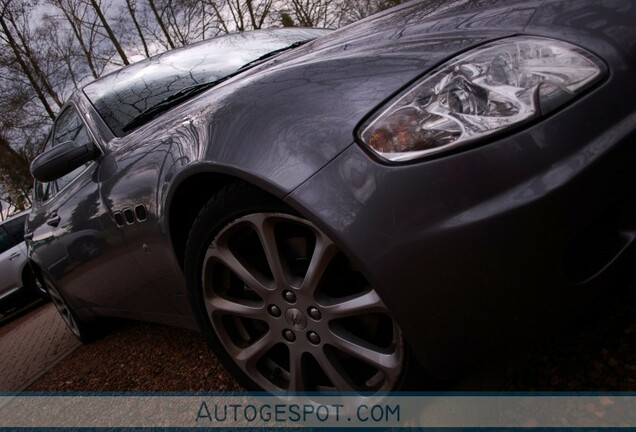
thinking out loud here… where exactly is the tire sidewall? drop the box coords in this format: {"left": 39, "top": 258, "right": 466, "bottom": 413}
{"left": 184, "top": 185, "right": 290, "bottom": 391}
{"left": 40, "top": 271, "right": 96, "bottom": 344}
{"left": 25, "top": 268, "right": 50, "bottom": 301}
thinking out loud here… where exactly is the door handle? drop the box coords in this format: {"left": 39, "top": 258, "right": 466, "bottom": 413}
{"left": 9, "top": 252, "right": 20, "bottom": 260}
{"left": 46, "top": 214, "right": 61, "bottom": 227}
{"left": 24, "top": 232, "right": 33, "bottom": 240}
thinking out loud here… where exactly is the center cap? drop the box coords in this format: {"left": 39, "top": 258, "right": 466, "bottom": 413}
{"left": 285, "top": 308, "right": 307, "bottom": 330}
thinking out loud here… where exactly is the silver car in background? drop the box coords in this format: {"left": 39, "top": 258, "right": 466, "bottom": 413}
{"left": 0, "top": 211, "right": 45, "bottom": 315}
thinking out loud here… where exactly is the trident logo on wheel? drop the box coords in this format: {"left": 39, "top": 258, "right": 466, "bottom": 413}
{"left": 285, "top": 308, "right": 307, "bottom": 330}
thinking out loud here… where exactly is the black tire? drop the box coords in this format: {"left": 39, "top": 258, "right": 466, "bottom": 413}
{"left": 185, "top": 182, "right": 423, "bottom": 393}
{"left": 40, "top": 272, "right": 98, "bottom": 343}
{"left": 24, "top": 267, "right": 50, "bottom": 301}
{"left": 0, "top": 300, "right": 18, "bottom": 316}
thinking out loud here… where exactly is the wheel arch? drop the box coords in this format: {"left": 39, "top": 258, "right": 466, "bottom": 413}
{"left": 165, "top": 163, "right": 291, "bottom": 270}
{"left": 19, "top": 259, "right": 32, "bottom": 288}
{"left": 26, "top": 255, "right": 46, "bottom": 281}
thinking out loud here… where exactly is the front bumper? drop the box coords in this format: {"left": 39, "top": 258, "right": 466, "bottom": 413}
{"left": 286, "top": 76, "right": 636, "bottom": 378}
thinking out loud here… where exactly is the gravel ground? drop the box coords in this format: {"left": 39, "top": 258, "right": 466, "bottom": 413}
{"left": 503, "top": 284, "right": 636, "bottom": 391}
{"left": 27, "top": 321, "right": 241, "bottom": 392}
{"left": 27, "top": 284, "right": 636, "bottom": 392}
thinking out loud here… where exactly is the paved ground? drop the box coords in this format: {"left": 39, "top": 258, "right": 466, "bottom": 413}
{"left": 0, "top": 302, "right": 80, "bottom": 391}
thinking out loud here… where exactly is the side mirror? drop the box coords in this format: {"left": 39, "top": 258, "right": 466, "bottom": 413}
{"left": 30, "top": 140, "right": 99, "bottom": 182}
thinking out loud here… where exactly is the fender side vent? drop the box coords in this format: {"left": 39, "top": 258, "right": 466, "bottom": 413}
{"left": 113, "top": 212, "right": 125, "bottom": 227}
{"left": 123, "top": 208, "right": 135, "bottom": 225}
{"left": 135, "top": 204, "right": 148, "bottom": 222}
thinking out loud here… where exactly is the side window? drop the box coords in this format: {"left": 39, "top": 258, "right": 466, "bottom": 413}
{"left": 32, "top": 106, "right": 96, "bottom": 204}
{"left": 53, "top": 108, "right": 94, "bottom": 192}
{"left": 54, "top": 108, "right": 92, "bottom": 146}
{"left": 3, "top": 215, "right": 26, "bottom": 246}
{"left": 35, "top": 181, "right": 54, "bottom": 203}
{"left": 0, "top": 227, "right": 12, "bottom": 254}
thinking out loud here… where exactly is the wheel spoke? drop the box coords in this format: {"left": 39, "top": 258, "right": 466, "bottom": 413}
{"left": 301, "top": 235, "right": 338, "bottom": 295}
{"left": 232, "top": 332, "right": 277, "bottom": 367}
{"left": 323, "top": 290, "right": 385, "bottom": 318}
{"left": 48, "top": 287, "right": 63, "bottom": 303}
{"left": 50, "top": 290, "right": 71, "bottom": 317}
{"left": 64, "top": 313, "right": 80, "bottom": 337}
{"left": 51, "top": 296, "right": 65, "bottom": 310}
{"left": 312, "top": 349, "right": 356, "bottom": 392}
{"left": 47, "top": 284, "right": 80, "bottom": 337}
{"left": 206, "top": 296, "right": 264, "bottom": 319}
{"left": 328, "top": 333, "right": 401, "bottom": 381}
{"left": 205, "top": 246, "right": 272, "bottom": 298}
{"left": 250, "top": 214, "right": 287, "bottom": 287}
{"left": 289, "top": 350, "right": 306, "bottom": 391}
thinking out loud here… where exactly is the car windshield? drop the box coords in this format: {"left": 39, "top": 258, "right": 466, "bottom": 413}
{"left": 83, "top": 28, "right": 328, "bottom": 137}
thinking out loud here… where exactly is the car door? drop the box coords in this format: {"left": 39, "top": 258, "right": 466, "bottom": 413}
{"left": 28, "top": 104, "right": 176, "bottom": 314}
{"left": 28, "top": 107, "right": 97, "bottom": 283}
{"left": 0, "top": 218, "right": 25, "bottom": 297}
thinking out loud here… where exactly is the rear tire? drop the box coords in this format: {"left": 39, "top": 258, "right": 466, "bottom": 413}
{"left": 24, "top": 267, "right": 50, "bottom": 301}
{"left": 40, "top": 273, "right": 98, "bottom": 343}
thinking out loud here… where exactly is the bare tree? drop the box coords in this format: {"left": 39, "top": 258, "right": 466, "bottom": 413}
{"left": 0, "top": 133, "right": 33, "bottom": 211}
{"left": 160, "top": 0, "right": 207, "bottom": 45}
{"left": 223, "top": 0, "right": 249, "bottom": 31}
{"left": 0, "top": 42, "right": 52, "bottom": 149}
{"left": 148, "top": 0, "right": 176, "bottom": 48}
{"left": 144, "top": 0, "right": 223, "bottom": 49}
{"left": 283, "top": 0, "right": 341, "bottom": 28}
{"left": 339, "top": 0, "right": 405, "bottom": 24}
{"left": 125, "top": 0, "right": 150, "bottom": 57}
{"left": 204, "top": 0, "right": 229, "bottom": 33}
{"left": 0, "top": 1, "right": 58, "bottom": 120}
{"left": 206, "top": 0, "right": 274, "bottom": 33}
{"left": 46, "top": 0, "right": 111, "bottom": 79}
{"left": 86, "top": 0, "right": 130, "bottom": 65}
{"left": 245, "top": 0, "right": 274, "bottom": 29}
{"left": 39, "top": 21, "right": 81, "bottom": 91}
{"left": 4, "top": 6, "right": 64, "bottom": 107}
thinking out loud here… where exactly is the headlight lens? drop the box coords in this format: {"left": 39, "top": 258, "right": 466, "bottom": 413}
{"left": 359, "top": 36, "right": 604, "bottom": 162}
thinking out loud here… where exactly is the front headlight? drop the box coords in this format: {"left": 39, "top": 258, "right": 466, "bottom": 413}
{"left": 358, "top": 36, "right": 605, "bottom": 162}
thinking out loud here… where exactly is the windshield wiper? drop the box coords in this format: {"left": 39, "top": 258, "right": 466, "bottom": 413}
{"left": 235, "top": 40, "right": 309, "bottom": 73}
{"left": 121, "top": 40, "right": 311, "bottom": 133}
{"left": 122, "top": 78, "right": 228, "bottom": 132}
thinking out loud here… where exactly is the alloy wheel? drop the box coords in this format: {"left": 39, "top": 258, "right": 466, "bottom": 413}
{"left": 201, "top": 212, "right": 404, "bottom": 392}
{"left": 45, "top": 278, "right": 81, "bottom": 338}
